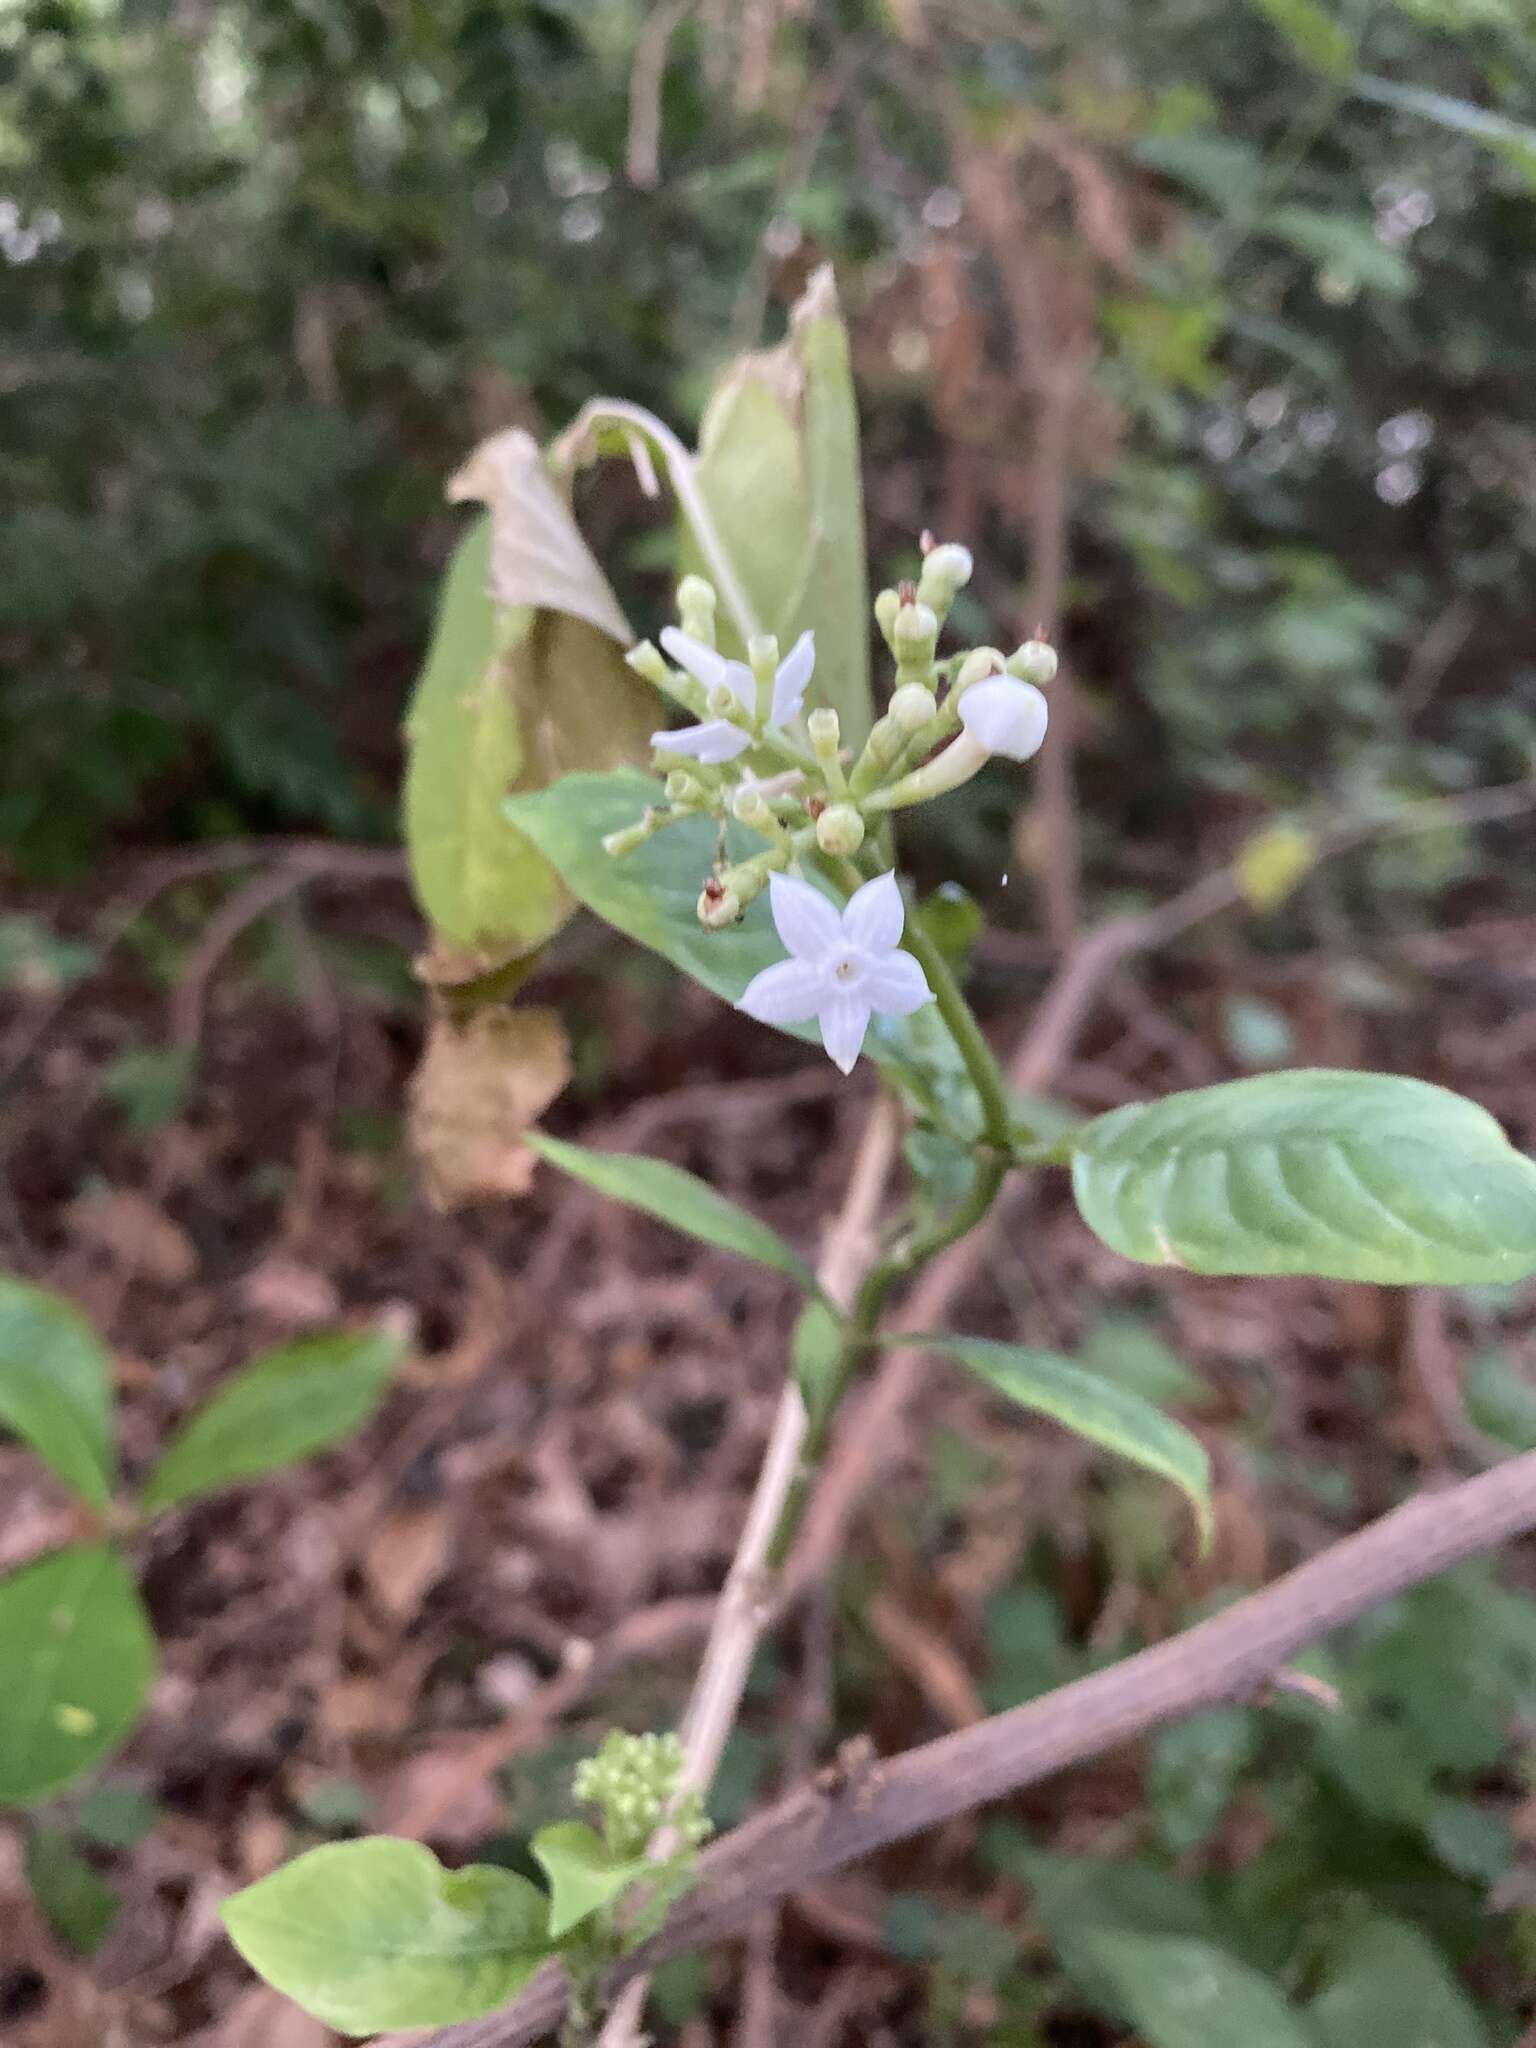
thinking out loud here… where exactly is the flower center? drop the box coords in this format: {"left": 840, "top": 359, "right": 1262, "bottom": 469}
{"left": 832, "top": 954, "right": 863, "bottom": 984}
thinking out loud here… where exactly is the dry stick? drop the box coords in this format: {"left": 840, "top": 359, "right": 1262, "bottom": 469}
{"left": 593, "top": 1097, "right": 903, "bottom": 2048}
{"left": 403, "top": 1445, "right": 1536, "bottom": 2048}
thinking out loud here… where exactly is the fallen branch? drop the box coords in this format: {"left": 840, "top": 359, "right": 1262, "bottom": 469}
{"left": 400, "top": 1443, "right": 1536, "bottom": 2048}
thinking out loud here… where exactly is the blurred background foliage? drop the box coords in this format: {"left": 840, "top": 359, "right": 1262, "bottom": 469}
{"left": 5, "top": 0, "right": 1536, "bottom": 907}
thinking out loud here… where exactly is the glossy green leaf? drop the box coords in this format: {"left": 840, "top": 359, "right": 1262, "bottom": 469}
{"left": 140, "top": 1329, "right": 406, "bottom": 1513}
{"left": 1070, "top": 1070, "right": 1536, "bottom": 1284}
{"left": 0, "top": 1278, "right": 115, "bottom": 1508}
{"left": 526, "top": 1135, "right": 816, "bottom": 1291}
{"left": 1308, "top": 1916, "right": 1489, "bottom": 2048}
{"left": 221, "top": 1837, "right": 552, "bottom": 2035}
{"left": 503, "top": 770, "right": 976, "bottom": 1117}
{"left": 919, "top": 1337, "right": 1212, "bottom": 1544}
{"left": 1086, "top": 1930, "right": 1314, "bottom": 2048}
{"left": 402, "top": 431, "right": 655, "bottom": 972}
{"left": 692, "top": 266, "right": 872, "bottom": 742}
{"left": 531, "top": 1820, "right": 645, "bottom": 1941}
{"left": 0, "top": 1545, "right": 156, "bottom": 1805}
{"left": 25, "top": 1825, "right": 118, "bottom": 1954}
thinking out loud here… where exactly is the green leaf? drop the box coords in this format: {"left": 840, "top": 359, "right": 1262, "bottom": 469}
{"left": 1079, "top": 1315, "right": 1215, "bottom": 1411}
{"left": 918, "top": 1337, "right": 1212, "bottom": 1545}
{"left": 100, "top": 1045, "right": 194, "bottom": 1131}
{"left": 1308, "top": 1916, "right": 1489, "bottom": 2048}
{"left": 1086, "top": 1930, "right": 1315, "bottom": 2048}
{"left": 1266, "top": 207, "right": 1415, "bottom": 295}
{"left": 76, "top": 1781, "right": 160, "bottom": 1848}
{"left": 221, "top": 1837, "right": 552, "bottom": 2035}
{"left": 140, "top": 1329, "right": 406, "bottom": 1513}
{"left": 531, "top": 1820, "right": 645, "bottom": 1941}
{"left": 1249, "top": 0, "right": 1356, "bottom": 75}
{"left": 0, "top": 1278, "right": 116, "bottom": 1508}
{"left": 692, "top": 267, "right": 872, "bottom": 743}
{"left": 25, "top": 1825, "right": 119, "bottom": 1954}
{"left": 1149, "top": 1708, "right": 1258, "bottom": 1853}
{"left": 1353, "top": 75, "right": 1536, "bottom": 159}
{"left": 526, "top": 1134, "right": 816, "bottom": 1291}
{"left": 402, "top": 430, "right": 655, "bottom": 972}
{"left": 0, "top": 1545, "right": 156, "bottom": 1805}
{"left": 503, "top": 770, "right": 975, "bottom": 1116}
{"left": 1069, "top": 1071, "right": 1536, "bottom": 1285}
{"left": 791, "top": 1298, "right": 845, "bottom": 1433}
{"left": 1464, "top": 1346, "right": 1536, "bottom": 1450}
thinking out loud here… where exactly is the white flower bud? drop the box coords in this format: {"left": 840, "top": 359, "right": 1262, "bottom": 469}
{"left": 625, "top": 640, "right": 673, "bottom": 689}
{"left": 894, "top": 601, "right": 939, "bottom": 661}
{"left": 747, "top": 633, "right": 780, "bottom": 683}
{"left": 1007, "top": 638, "right": 1059, "bottom": 686}
{"left": 889, "top": 682, "right": 938, "bottom": 732}
{"left": 807, "top": 707, "right": 841, "bottom": 752}
{"left": 676, "top": 575, "right": 717, "bottom": 644}
{"left": 873, "top": 587, "right": 901, "bottom": 646}
{"left": 917, "top": 542, "right": 974, "bottom": 611}
{"left": 732, "top": 784, "right": 773, "bottom": 828}
{"left": 814, "top": 803, "right": 866, "bottom": 856}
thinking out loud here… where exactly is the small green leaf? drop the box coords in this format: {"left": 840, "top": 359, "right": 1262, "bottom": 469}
{"left": 791, "top": 1299, "right": 845, "bottom": 1433}
{"left": 1149, "top": 1708, "right": 1258, "bottom": 1853}
{"left": 918, "top": 1337, "right": 1212, "bottom": 1545}
{"left": 140, "top": 1329, "right": 406, "bottom": 1514}
{"left": 1080, "top": 1315, "right": 1215, "bottom": 1411}
{"left": 1353, "top": 74, "right": 1536, "bottom": 158}
{"left": 25, "top": 1826, "right": 119, "bottom": 1954}
{"left": 1086, "top": 1930, "right": 1315, "bottom": 2048}
{"left": 223, "top": 1838, "right": 552, "bottom": 2034}
{"left": 1308, "top": 1916, "right": 1489, "bottom": 2048}
{"left": 0, "top": 1545, "right": 156, "bottom": 1805}
{"left": 527, "top": 1134, "right": 816, "bottom": 1291}
{"left": 531, "top": 1821, "right": 645, "bottom": 1941}
{"left": 0, "top": 1278, "right": 116, "bottom": 1508}
{"left": 100, "top": 1045, "right": 195, "bottom": 1130}
{"left": 1266, "top": 208, "right": 1414, "bottom": 296}
{"left": 1070, "top": 1071, "right": 1536, "bottom": 1285}
{"left": 76, "top": 1781, "right": 160, "bottom": 1848}
{"left": 1249, "top": 0, "right": 1356, "bottom": 75}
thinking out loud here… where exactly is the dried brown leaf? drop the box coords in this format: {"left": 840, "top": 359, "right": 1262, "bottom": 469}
{"left": 410, "top": 1004, "right": 571, "bottom": 1207}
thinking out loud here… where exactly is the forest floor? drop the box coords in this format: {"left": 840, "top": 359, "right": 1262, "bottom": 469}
{"left": 2, "top": 852, "right": 1535, "bottom": 2046}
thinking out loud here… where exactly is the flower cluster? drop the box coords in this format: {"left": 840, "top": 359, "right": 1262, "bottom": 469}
{"left": 606, "top": 537, "right": 1055, "bottom": 1072}
{"left": 572, "top": 1730, "right": 710, "bottom": 1864}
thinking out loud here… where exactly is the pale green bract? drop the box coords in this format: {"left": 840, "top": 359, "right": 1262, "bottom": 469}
{"left": 1069, "top": 1069, "right": 1536, "bottom": 1284}
{"left": 0, "top": 1277, "right": 116, "bottom": 1508}
{"left": 0, "top": 1545, "right": 156, "bottom": 1805}
{"left": 220, "top": 1837, "right": 553, "bottom": 2035}
{"left": 917, "top": 1337, "right": 1212, "bottom": 1546}
{"left": 531, "top": 1821, "right": 648, "bottom": 1942}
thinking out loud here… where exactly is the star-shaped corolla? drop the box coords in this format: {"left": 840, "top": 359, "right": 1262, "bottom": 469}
{"left": 649, "top": 627, "right": 816, "bottom": 764}
{"left": 737, "top": 870, "right": 934, "bottom": 1074}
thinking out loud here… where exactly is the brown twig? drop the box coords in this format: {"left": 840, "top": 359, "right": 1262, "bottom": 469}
{"left": 401, "top": 1445, "right": 1536, "bottom": 2047}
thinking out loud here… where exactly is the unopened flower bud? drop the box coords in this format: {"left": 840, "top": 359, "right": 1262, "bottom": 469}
{"left": 917, "top": 542, "right": 974, "bottom": 611}
{"left": 889, "top": 682, "right": 937, "bottom": 732}
{"left": 747, "top": 633, "right": 780, "bottom": 682}
{"left": 815, "top": 804, "right": 866, "bottom": 856}
{"left": 677, "top": 574, "right": 717, "bottom": 643}
{"left": 894, "top": 601, "right": 939, "bottom": 662}
{"left": 626, "top": 639, "right": 673, "bottom": 690}
{"left": 602, "top": 813, "right": 659, "bottom": 858}
{"left": 665, "top": 769, "right": 709, "bottom": 806}
{"left": 697, "top": 883, "right": 742, "bottom": 929}
{"left": 732, "top": 784, "right": 773, "bottom": 828}
{"left": 807, "top": 707, "right": 841, "bottom": 754}
{"left": 873, "top": 587, "right": 901, "bottom": 647}
{"left": 1007, "top": 638, "right": 1059, "bottom": 686}
{"left": 954, "top": 646, "right": 1006, "bottom": 694}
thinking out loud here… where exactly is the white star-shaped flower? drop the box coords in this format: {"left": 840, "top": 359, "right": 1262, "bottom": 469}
{"left": 650, "top": 627, "right": 816, "bottom": 765}
{"left": 737, "top": 870, "right": 934, "bottom": 1074}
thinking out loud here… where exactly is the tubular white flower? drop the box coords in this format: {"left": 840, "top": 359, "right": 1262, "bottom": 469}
{"left": 652, "top": 626, "right": 816, "bottom": 761}
{"left": 737, "top": 871, "right": 934, "bottom": 1075}
{"left": 957, "top": 675, "right": 1050, "bottom": 762}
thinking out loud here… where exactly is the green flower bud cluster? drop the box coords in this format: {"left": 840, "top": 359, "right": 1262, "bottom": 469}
{"left": 572, "top": 1730, "right": 710, "bottom": 1863}
{"left": 606, "top": 550, "right": 1054, "bottom": 924}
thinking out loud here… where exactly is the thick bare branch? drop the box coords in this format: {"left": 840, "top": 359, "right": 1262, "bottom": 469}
{"left": 398, "top": 1445, "right": 1536, "bottom": 2048}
